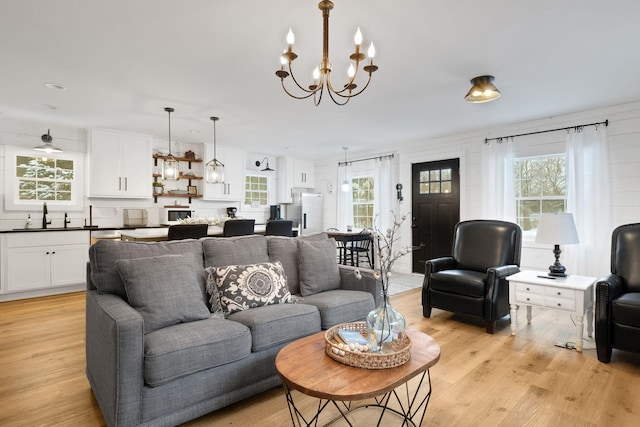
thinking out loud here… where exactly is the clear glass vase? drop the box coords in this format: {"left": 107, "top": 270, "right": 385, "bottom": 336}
{"left": 366, "top": 293, "right": 406, "bottom": 353}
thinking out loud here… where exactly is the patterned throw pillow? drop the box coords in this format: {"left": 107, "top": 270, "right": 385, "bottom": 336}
{"left": 206, "top": 261, "right": 291, "bottom": 315}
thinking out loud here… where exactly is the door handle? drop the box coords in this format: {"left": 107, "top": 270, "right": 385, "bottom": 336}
{"left": 411, "top": 216, "right": 417, "bottom": 228}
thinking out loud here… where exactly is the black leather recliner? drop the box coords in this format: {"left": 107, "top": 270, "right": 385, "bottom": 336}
{"left": 596, "top": 223, "right": 640, "bottom": 363}
{"left": 422, "top": 220, "right": 522, "bottom": 333}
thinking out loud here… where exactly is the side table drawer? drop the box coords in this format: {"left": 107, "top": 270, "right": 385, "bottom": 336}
{"left": 544, "top": 287, "right": 576, "bottom": 299}
{"left": 515, "top": 283, "right": 544, "bottom": 295}
{"left": 515, "top": 292, "right": 544, "bottom": 305}
{"left": 544, "top": 296, "right": 576, "bottom": 311}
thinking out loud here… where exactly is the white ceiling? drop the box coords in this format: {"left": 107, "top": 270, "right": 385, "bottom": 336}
{"left": 1, "top": 0, "right": 639, "bottom": 157}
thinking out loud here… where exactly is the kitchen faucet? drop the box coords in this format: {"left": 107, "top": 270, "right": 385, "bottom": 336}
{"left": 64, "top": 212, "right": 71, "bottom": 229}
{"left": 42, "top": 202, "right": 51, "bottom": 229}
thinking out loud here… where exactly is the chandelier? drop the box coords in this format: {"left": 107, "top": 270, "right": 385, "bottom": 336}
{"left": 275, "top": 0, "right": 378, "bottom": 106}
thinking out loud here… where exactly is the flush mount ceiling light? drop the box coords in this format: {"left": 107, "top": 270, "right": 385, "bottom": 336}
{"left": 275, "top": 0, "right": 378, "bottom": 106}
{"left": 255, "top": 157, "right": 275, "bottom": 172}
{"left": 464, "top": 75, "right": 501, "bottom": 103}
{"left": 162, "top": 107, "right": 179, "bottom": 180}
{"left": 341, "top": 147, "right": 350, "bottom": 192}
{"left": 34, "top": 129, "right": 63, "bottom": 153}
{"left": 205, "top": 117, "right": 225, "bottom": 184}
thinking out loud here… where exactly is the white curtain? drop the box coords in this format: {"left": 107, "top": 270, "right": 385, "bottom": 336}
{"left": 564, "top": 125, "right": 611, "bottom": 278}
{"left": 481, "top": 138, "right": 516, "bottom": 221}
{"left": 336, "top": 163, "right": 353, "bottom": 230}
{"left": 373, "top": 156, "right": 393, "bottom": 232}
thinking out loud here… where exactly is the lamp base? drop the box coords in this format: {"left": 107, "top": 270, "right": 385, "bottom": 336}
{"left": 548, "top": 244, "right": 568, "bottom": 277}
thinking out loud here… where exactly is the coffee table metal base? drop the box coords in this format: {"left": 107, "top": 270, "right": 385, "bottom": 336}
{"left": 283, "top": 370, "right": 432, "bottom": 427}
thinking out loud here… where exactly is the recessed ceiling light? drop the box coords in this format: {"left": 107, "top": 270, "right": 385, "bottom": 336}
{"left": 44, "top": 82, "right": 67, "bottom": 91}
{"left": 44, "top": 104, "right": 58, "bottom": 110}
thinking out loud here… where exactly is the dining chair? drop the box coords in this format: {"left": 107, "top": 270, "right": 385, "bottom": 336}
{"left": 345, "top": 230, "right": 373, "bottom": 268}
{"left": 167, "top": 223, "right": 209, "bottom": 240}
{"left": 265, "top": 220, "right": 294, "bottom": 237}
{"left": 222, "top": 219, "right": 255, "bottom": 237}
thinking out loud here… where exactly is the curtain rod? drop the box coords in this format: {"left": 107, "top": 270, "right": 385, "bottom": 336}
{"left": 338, "top": 153, "right": 394, "bottom": 166}
{"left": 484, "top": 119, "right": 608, "bottom": 144}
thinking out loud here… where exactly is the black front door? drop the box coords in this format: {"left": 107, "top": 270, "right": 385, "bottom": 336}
{"left": 411, "top": 158, "right": 460, "bottom": 273}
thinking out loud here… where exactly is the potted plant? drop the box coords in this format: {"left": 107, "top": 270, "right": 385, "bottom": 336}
{"left": 152, "top": 181, "right": 164, "bottom": 195}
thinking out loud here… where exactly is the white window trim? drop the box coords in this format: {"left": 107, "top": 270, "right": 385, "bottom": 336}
{"left": 3, "top": 145, "right": 85, "bottom": 211}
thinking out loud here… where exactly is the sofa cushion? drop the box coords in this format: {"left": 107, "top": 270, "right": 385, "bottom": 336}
{"left": 227, "top": 303, "right": 321, "bottom": 351}
{"left": 298, "top": 290, "right": 375, "bottom": 329}
{"left": 208, "top": 261, "right": 291, "bottom": 315}
{"left": 89, "top": 239, "right": 205, "bottom": 300}
{"left": 143, "top": 317, "right": 252, "bottom": 387}
{"left": 267, "top": 233, "right": 330, "bottom": 295}
{"left": 612, "top": 293, "right": 640, "bottom": 327}
{"left": 297, "top": 238, "right": 341, "bottom": 296}
{"left": 202, "top": 235, "right": 270, "bottom": 268}
{"left": 116, "top": 254, "right": 211, "bottom": 334}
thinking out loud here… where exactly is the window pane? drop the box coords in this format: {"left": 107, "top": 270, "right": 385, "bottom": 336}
{"left": 541, "top": 199, "right": 565, "bottom": 213}
{"left": 441, "top": 168, "right": 451, "bottom": 180}
{"left": 430, "top": 170, "right": 440, "bottom": 181}
{"left": 430, "top": 182, "right": 440, "bottom": 193}
{"left": 442, "top": 181, "right": 452, "bottom": 193}
{"left": 420, "top": 183, "right": 429, "bottom": 194}
{"left": 419, "top": 171, "right": 429, "bottom": 182}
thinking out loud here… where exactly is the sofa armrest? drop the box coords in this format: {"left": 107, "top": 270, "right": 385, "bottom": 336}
{"left": 86, "top": 289, "right": 144, "bottom": 427}
{"left": 426, "top": 257, "right": 457, "bottom": 275}
{"left": 338, "top": 264, "right": 383, "bottom": 306}
{"left": 485, "top": 265, "right": 520, "bottom": 321}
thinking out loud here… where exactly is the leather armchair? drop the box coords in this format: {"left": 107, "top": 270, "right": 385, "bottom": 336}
{"left": 595, "top": 223, "right": 640, "bottom": 363}
{"left": 422, "top": 220, "right": 522, "bottom": 333}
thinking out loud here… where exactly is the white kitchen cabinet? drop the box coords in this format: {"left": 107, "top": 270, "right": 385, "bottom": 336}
{"left": 203, "top": 145, "right": 245, "bottom": 201}
{"left": 88, "top": 129, "right": 152, "bottom": 198}
{"left": 276, "top": 156, "right": 315, "bottom": 203}
{"left": 1, "top": 231, "right": 89, "bottom": 293}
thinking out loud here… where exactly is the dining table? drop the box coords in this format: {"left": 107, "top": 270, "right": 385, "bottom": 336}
{"left": 326, "top": 230, "right": 375, "bottom": 269}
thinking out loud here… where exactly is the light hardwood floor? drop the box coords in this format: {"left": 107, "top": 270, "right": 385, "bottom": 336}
{"left": 1, "top": 289, "right": 639, "bottom": 426}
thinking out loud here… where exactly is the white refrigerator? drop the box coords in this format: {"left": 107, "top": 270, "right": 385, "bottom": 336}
{"left": 289, "top": 192, "right": 323, "bottom": 235}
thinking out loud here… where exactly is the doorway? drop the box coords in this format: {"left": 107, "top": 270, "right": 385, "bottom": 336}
{"left": 411, "top": 158, "right": 460, "bottom": 273}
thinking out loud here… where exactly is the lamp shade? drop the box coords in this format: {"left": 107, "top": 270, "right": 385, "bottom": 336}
{"left": 464, "top": 75, "right": 501, "bottom": 103}
{"left": 535, "top": 213, "right": 579, "bottom": 245}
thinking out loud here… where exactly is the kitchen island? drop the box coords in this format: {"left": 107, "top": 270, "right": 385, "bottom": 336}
{"left": 119, "top": 224, "right": 276, "bottom": 241}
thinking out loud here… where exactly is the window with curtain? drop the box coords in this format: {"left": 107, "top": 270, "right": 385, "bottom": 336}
{"left": 514, "top": 154, "right": 567, "bottom": 231}
{"left": 351, "top": 176, "right": 374, "bottom": 228}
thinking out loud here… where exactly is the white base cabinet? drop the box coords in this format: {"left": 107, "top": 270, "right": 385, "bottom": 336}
{"left": 88, "top": 129, "right": 152, "bottom": 198}
{"left": 1, "top": 231, "right": 89, "bottom": 293}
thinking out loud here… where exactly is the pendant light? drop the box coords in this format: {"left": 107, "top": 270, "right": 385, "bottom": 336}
{"left": 34, "top": 129, "right": 63, "bottom": 153}
{"left": 162, "top": 107, "right": 179, "bottom": 180}
{"left": 205, "top": 116, "right": 225, "bottom": 183}
{"left": 341, "top": 147, "right": 350, "bottom": 192}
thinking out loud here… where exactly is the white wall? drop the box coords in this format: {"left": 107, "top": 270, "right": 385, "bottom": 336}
{"left": 314, "top": 100, "right": 640, "bottom": 275}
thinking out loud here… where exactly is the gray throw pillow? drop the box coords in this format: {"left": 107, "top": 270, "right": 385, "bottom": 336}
{"left": 208, "top": 261, "right": 291, "bottom": 315}
{"left": 297, "top": 238, "right": 341, "bottom": 296}
{"left": 116, "top": 254, "right": 210, "bottom": 334}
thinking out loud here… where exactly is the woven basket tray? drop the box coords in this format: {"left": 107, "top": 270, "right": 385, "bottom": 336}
{"left": 324, "top": 322, "right": 412, "bottom": 370}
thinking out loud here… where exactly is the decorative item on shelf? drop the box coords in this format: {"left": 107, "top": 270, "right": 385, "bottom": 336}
{"left": 205, "top": 116, "right": 225, "bottom": 184}
{"left": 535, "top": 212, "right": 580, "bottom": 277}
{"left": 464, "top": 75, "right": 501, "bottom": 103}
{"left": 275, "top": 0, "right": 378, "bottom": 106}
{"left": 34, "top": 129, "right": 63, "bottom": 153}
{"left": 255, "top": 157, "right": 275, "bottom": 172}
{"left": 187, "top": 185, "right": 197, "bottom": 196}
{"left": 358, "top": 212, "right": 421, "bottom": 352}
{"left": 184, "top": 150, "right": 195, "bottom": 160}
{"left": 162, "top": 107, "right": 179, "bottom": 180}
{"left": 152, "top": 181, "right": 164, "bottom": 195}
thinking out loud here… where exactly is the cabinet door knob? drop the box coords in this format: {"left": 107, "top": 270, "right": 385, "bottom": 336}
{"left": 526, "top": 287, "right": 530, "bottom": 291}
{"left": 557, "top": 291, "right": 561, "bottom": 295}
{"left": 526, "top": 297, "right": 530, "bottom": 301}
{"left": 557, "top": 303, "right": 562, "bottom": 307}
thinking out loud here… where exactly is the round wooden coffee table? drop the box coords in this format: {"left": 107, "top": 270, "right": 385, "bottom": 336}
{"left": 275, "top": 328, "right": 440, "bottom": 426}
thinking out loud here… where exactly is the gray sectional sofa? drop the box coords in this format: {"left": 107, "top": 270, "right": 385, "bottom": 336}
{"left": 85, "top": 233, "right": 381, "bottom": 427}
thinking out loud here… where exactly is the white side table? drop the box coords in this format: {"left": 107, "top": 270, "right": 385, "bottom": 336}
{"left": 506, "top": 270, "right": 596, "bottom": 352}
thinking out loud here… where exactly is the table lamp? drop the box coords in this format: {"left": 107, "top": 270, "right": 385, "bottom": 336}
{"left": 535, "top": 212, "right": 579, "bottom": 277}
